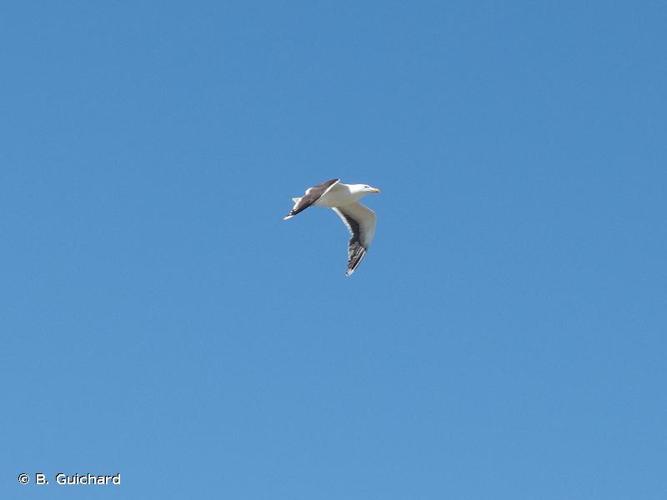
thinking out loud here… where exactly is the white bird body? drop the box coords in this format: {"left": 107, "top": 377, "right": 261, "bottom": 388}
{"left": 314, "top": 183, "right": 366, "bottom": 207}
{"left": 292, "top": 183, "right": 367, "bottom": 207}
{"left": 283, "top": 179, "right": 381, "bottom": 276}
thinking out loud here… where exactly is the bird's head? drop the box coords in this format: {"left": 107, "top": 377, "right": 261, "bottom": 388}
{"left": 354, "top": 184, "right": 381, "bottom": 195}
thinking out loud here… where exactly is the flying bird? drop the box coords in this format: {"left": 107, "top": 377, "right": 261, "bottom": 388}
{"left": 283, "top": 179, "right": 381, "bottom": 276}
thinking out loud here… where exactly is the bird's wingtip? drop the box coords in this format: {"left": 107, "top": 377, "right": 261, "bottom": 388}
{"left": 283, "top": 214, "right": 294, "bottom": 221}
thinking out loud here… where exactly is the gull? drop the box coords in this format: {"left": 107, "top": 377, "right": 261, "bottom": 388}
{"left": 283, "top": 179, "right": 381, "bottom": 276}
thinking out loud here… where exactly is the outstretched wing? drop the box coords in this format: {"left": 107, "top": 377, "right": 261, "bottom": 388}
{"left": 283, "top": 179, "right": 340, "bottom": 220}
{"left": 331, "top": 202, "right": 377, "bottom": 276}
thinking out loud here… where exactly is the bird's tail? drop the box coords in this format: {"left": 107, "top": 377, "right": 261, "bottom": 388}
{"left": 283, "top": 197, "right": 302, "bottom": 220}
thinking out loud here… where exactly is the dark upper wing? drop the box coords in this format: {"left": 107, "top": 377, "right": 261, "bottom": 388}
{"left": 284, "top": 178, "right": 340, "bottom": 219}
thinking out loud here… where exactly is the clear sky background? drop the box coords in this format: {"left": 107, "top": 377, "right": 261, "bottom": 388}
{"left": 2, "top": 1, "right": 666, "bottom": 499}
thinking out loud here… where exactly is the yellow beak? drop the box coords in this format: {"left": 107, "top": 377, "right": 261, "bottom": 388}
{"left": 371, "top": 187, "right": 381, "bottom": 193}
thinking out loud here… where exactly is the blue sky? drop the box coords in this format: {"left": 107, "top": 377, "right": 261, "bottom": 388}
{"left": 2, "top": 1, "right": 666, "bottom": 498}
